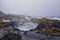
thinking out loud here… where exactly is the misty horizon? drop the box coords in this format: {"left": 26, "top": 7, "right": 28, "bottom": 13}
{"left": 0, "top": 0, "right": 60, "bottom": 17}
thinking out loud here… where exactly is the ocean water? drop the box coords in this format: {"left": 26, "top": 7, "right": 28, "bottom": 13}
{"left": 15, "top": 22, "right": 38, "bottom": 31}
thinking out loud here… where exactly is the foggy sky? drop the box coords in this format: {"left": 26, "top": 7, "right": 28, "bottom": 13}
{"left": 0, "top": 0, "right": 60, "bottom": 17}
{"left": 0, "top": 0, "right": 2, "bottom": 10}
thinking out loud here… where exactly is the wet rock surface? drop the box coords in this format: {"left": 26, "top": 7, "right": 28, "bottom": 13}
{"left": 0, "top": 14, "right": 60, "bottom": 40}
{"left": 20, "top": 31, "right": 60, "bottom": 40}
{"left": 0, "top": 32, "right": 22, "bottom": 40}
{"left": 1, "top": 30, "right": 60, "bottom": 40}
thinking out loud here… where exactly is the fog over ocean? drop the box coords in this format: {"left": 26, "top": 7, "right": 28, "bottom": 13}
{"left": 0, "top": 0, "right": 60, "bottom": 18}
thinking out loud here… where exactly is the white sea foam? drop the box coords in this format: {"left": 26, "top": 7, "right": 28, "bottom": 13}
{"left": 15, "top": 22, "right": 38, "bottom": 31}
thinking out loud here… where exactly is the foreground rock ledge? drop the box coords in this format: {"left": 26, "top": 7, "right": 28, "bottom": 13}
{"left": 0, "top": 32, "right": 22, "bottom": 40}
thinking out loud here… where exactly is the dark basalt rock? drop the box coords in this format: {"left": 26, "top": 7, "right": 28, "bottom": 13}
{"left": 0, "top": 32, "right": 22, "bottom": 40}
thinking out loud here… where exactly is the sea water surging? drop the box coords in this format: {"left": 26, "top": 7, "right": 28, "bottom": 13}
{"left": 15, "top": 21, "right": 38, "bottom": 31}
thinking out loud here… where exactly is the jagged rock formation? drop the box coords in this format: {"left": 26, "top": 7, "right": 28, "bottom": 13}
{"left": 0, "top": 32, "right": 22, "bottom": 40}
{"left": 0, "top": 11, "right": 21, "bottom": 20}
{"left": 36, "top": 18, "right": 60, "bottom": 36}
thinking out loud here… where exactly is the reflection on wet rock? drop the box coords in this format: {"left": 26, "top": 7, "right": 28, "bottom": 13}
{"left": 25, "top": 31, "right": 47, "bottom": 39}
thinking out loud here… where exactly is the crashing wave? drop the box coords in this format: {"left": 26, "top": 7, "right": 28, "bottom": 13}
{"left": 15, "top": 21, "right": 38, "bottom": 31}
{"left": 47, "top": 17, "right": 60, "bottom": 20}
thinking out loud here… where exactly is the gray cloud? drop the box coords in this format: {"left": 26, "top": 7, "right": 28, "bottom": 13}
{"left": 0, "top": 0, "right": 60, "bottom": 17}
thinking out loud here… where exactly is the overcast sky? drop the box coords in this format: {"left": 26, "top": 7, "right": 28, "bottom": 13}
{"left": 0, "top": 0, "right": 60, "bottom": 17}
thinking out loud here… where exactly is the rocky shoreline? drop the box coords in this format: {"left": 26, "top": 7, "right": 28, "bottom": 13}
{"left": 0, "top": 11, "right": 60, "bottom": 40}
